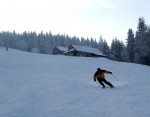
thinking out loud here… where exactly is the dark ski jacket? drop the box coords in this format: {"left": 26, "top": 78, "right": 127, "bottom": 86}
{"left": 93, "top": 69, "right": 112, "bottom": 80}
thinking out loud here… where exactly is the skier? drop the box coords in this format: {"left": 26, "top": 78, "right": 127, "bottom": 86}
{"left": 93, "top": 68, "right": 114, "bottom": 88}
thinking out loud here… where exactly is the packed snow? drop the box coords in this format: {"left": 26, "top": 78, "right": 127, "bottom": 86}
{"left": 0, "top": 48, "right": 150, "bottom": 117}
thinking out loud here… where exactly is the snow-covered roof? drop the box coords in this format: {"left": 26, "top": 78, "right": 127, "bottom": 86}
{"left": 71, "top": 44, "right": 105, "bottom": 56}
{"left": 56, "top": 46, "right": 68, "bottom": 52}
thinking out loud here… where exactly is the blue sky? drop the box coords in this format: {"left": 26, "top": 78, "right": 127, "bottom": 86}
{"left": 0, "top": 0, "right": 150, "bottom": 45}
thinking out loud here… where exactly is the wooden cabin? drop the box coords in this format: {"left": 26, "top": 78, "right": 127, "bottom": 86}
{"left": 52, "top": 46, "right": 68, "bottom": 55}
{"left": 64, "top": 44, "right": 106, "bottom": 57}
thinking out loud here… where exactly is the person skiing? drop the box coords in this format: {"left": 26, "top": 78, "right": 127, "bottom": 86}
{"left": 93, "top": 68, "right": 114, "bottom": 88}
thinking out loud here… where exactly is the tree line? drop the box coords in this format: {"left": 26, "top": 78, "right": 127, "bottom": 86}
{"left": 126, "top": 17, "right": 150, "bottom": 65}
{"left": 0, "top": 17, "right": 150, "bottom": 66}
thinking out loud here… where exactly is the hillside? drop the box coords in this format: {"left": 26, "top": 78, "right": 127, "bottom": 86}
{"left": 0, "top": 48, "right": 150, "bottom": 117}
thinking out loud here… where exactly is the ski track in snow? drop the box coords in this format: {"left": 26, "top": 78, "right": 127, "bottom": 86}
{"left": 0, "top": 48, "right": 150, "bottom": 117}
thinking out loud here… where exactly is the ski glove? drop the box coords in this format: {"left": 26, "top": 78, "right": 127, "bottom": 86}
{"left": 93, "top": 77, "right": 96, "bottom": 82}
{"left": 109, "top": 72, "right": 112, "bottom": 74}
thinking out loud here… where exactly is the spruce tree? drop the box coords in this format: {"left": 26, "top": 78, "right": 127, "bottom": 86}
{"left": 134, "top": 17, "right": 148, "bottom": 64}
{"left": 110, "top": 38, "right": 124, "bottom": 61}
{"left": 126, "top": 29, "right": 134, "bottom": 62}
{"left": 145, "top": 27, "right": 150, "bottom": 65}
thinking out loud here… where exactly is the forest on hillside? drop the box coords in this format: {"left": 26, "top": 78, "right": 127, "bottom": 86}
{"left": 0, "top": 17, "right": 150, "bottom": 66}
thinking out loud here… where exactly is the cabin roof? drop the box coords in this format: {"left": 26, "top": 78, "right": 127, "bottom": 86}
{"left": 56, "top": 46, "right": 68, "bottom": 52}
{"left": 70, "top": 44, "right": 105, "bottom": 56}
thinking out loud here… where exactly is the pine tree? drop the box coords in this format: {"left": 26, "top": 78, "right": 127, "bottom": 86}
{"left": 102, "top": 40, "right": 110, "bottom": 56}
{"left": 134, "top": 17, "right": 148, "bottom": 64}
{"left": 97, "top": 36, "right": 110, "bottom": 56}
{"left": 145, "top": 27, "right": 150, "bottom": 65}
{"left": 126, "top": 29, "right": 134, "bottom": 62}
{"left": 121, "top": 46, "right": 129, "bottom": 62}
{"left": 110, "top": 38, "right": 124, "bottom": 61}
{"left": 97, "top": 36, "right": 104, "bottom": 52}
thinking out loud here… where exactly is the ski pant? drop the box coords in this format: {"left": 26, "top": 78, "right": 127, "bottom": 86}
{"left": 97, "top": 78, "right": 114, "bottom": 88}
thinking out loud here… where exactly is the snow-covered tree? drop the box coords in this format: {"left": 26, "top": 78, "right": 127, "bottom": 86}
{"left": 134, "top": 17, "right": 148, "bottom": 64}
{"left": 102, "top": 40, "right": 110, "bottom": 56}
{"left": 16, "top": 40, "right": 28, "bottom": 51}
{"left": 110, "top": 38, "right": 124, "bottom": 61}
{"left": 145, "top": 26, "right": 150, "bottom": 65}
{"left": 126, "top": 29, "right": 134, "bottom": 62}
{"left": 97, "top": 36, "right": 110, "bottom": 56}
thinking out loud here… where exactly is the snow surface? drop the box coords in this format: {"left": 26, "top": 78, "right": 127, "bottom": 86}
{"left": 0, "top": 48, "right": 150, "bottom": 117}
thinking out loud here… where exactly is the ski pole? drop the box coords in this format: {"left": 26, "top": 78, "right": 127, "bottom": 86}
{"left": 112, "top": 74, "right": 119, "bottom": 81}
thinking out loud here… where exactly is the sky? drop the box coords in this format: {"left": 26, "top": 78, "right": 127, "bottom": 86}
{"left": 1, "top": 0, "right": 150, "bottom": 45}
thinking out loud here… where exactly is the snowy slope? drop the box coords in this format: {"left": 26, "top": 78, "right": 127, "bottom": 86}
{"left": 0, "top": 48, "right": 150, "bottom": 117}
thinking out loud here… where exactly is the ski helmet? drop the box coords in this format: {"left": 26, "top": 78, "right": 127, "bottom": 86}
{"left": 97, "top": 68, "right": 101, "bottom": 71}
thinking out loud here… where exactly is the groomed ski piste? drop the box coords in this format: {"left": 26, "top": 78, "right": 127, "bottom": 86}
{"left": 0, "top": 48, "right": 150, "bottom": 117}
